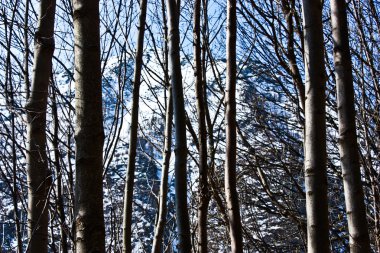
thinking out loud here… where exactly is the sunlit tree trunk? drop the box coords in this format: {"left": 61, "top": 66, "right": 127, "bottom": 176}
{"left": 152, "top": 3, "right": 171, "bottom": 251}
{"left": 122, "top": 0, "right": 148, "bottom": 252}
{"left": 301, "top": 0, "right": 330, "bottom": 252}
{"left": 73, "top": 0, "right": 105, "bottom": 251}
{"left": 25, "top": 0, "right": 56, "bottom": 251}
{"left": 330, "top": 0, "right": 370, "bottom": 252}
{"left": 225, "top": 0, "right": 243, "bottom": 252}
{"left": 151, "top": 86, "right": 173, "bottom": 253}
{"left": 166, "top": 0, "right": 192, "bottom": 251}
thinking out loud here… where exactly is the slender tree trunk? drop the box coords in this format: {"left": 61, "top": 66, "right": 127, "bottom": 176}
{"left": 25, "top": 0, "right": 56, "bottom": 252}
{"left": 11, "top": 92, "right": 22, "bottom": 253}
{"left": 72, "top": 0, "right": 105, "bottom": 252}
{"left": 12, "top": 128, "right": 22, "bottom": 253}
{"left": 8, "top": 14, "right": 23, "bottom": 248}
{"left": 301, "top": 0, "right": 330, "bottom": 252}
{"left": 22, "top": 4, "right": 31, "bottom": 248}
{"left": 24, "top": 0, "right": 30, "bottom": 100}
{"left": 51, "top": 87, "right": 69, "bottom": 253}
{"left": 202, "top": 0, "right": 231, "bottom": 237}
{"left": 166, "top": 0, "right": 192, "bottom": 251}
{"left": 225, "top": 0, "right": 243, "bottom": 252}
{"left": 330, "top": 1, "right": 371, "bottom": 252}
{"left": 121, "top": 0, "right": 148, "bottom": 252}
{"left": 152, "top": 3, "right": 170, "bottom": 251}
{"left": 281, "top": 0, "right": 305, "bottom": 112}
{"left": 151, "top": 86, "right": 173, "bottom": 253}
{"left": 194, "top": 0, "right": 210, "bottom": 252}
{"left": 67, "top": 86, "right": 75, "bottom": 234}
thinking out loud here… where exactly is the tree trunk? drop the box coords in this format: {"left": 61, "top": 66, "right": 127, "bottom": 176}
{"left": 25, "top": 0, "right": 56, "bottom": 252}
{"left": 301, "top": 0, "right": 330, "bottom": 252}
{"left": 73, "top": 0, "right": 105, "bottom": 251}
{"left": 281, "top": 0, "right": 305, "bottom": 112}
{"left": 151, "top": 86, "right": 173, "bottom": 253}
{"left": 330, "top": 1, "right": 371, "bottom": 252}
{"left": 225, "top": 0, "right": 243, "bottom": 252}
{"left": 51, "top": 87, "right": 69, "bottom": 253}
{"left": 152, "top": 3, "right": 170, "bottom": 251}
{"left": 194, "top": 0, "right": 210, "bottom": 252}
{"left": 122, "top": 0, "right": 148, "bottom": 252}
{"left": 165, "top": 0, "right": 192, "bottom": 251}
{"left": 24, "top": 0, "right": 30, "bottom": 100}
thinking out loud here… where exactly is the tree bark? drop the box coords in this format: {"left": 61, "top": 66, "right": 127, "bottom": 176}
{"left": 51, "top": 87, "right": 69, "bottom": 253}
{"left": 122, "top": 0, "right": 148, "bottom": 252}
{"left": 301, "top": 0, "right": 330, "bottom": 252}
{"left": 330, "top": 1, "right": 371, "bottom": 252}
{"left": 24, "top": 0, "right": 30, "bottom": 100}
{"left": 225, "top": 0, "right": 243, "bottom": 252}
{"left": 165, "top": 0, "right": 192, "bottom": 251}
{"left": 194, "top": 0, "right": 210, "bottom": 252}
{"left": 72, "top": 0, "right": 105, "bottom": 252}
{"left": 152, "top": 3, "right": 170, "bottom": 251}
{"left": 281, "top": 0, "right": 305, "bottom": 112}
{"left": 25, "top": 0, "right": 56, "bottom": 252}
{"left": 151, "top": 86, "right": 173, "bottom": 253}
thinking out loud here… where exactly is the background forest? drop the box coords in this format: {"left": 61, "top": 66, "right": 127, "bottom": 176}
{"left": 0, "top": 0, "right": 379, "bottom": 252}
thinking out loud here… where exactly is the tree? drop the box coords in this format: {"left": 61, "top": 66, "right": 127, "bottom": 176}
{"left": 151, "top": 86, "right": 173, "bottom": 253}
{"left": 122, "top": 0, "right": 148, "bottom": 252}
{"left": 151, "top": 2, "right": 172, "bottom": 250}
{"left": 225, "top": 0, "right": 243, "bottom": 252}
{"left": 194, "top": 0, "right": 210, "bottom": 252}
{"left": 280, "top": 0, "right": 305, "bottom": 112}
{"left": 330, "top": 0, "right": 370, "bottom": 252}
{"left": 1, "top": 0, "right": 380, "bottom": 251}
{"left": 25, "top": 0, "right": 56, "bottom": 251}
{"left": 72, "top": 0, "right": 105, "bottom": 251}
{"left": 51, "top": 85, "right": 69, "bottom": 253}
{"left": 166, "top": 0, "right": 192, "bottom": 251}
{"left": 302, "top": 0, "right": 330, "bottom": 252}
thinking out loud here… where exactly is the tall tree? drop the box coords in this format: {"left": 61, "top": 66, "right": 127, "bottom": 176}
{"left": 151, "top": 86, "right": 173, "bottom": 253}
{"left": 72, "top": 0, "right": 105, "bottom": 251}
{"left": 166, "top": 0, "right": 192, "bottom": 251}
{"left": 225, "top": 0, "right": 243, "bottom": 252}
{"left": 122, "top": 0, "right": 148, "bottom": 251}
{"left": 330, "top": 0, "right": 370, "bottom": 252}
{"left": 25, "top": 0, "right": 56, "bottom": 251}
{"left": 194, "top": 0, "right": 210, "bottom": 252}
{"left": 301, "top": 0, "right": 330, "bottom": 252}
{"left": 51, "top": 85, "right": 69, "bottom": 253}
{"left": 152, "top": 3, "right": 171, "bottom": 251}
